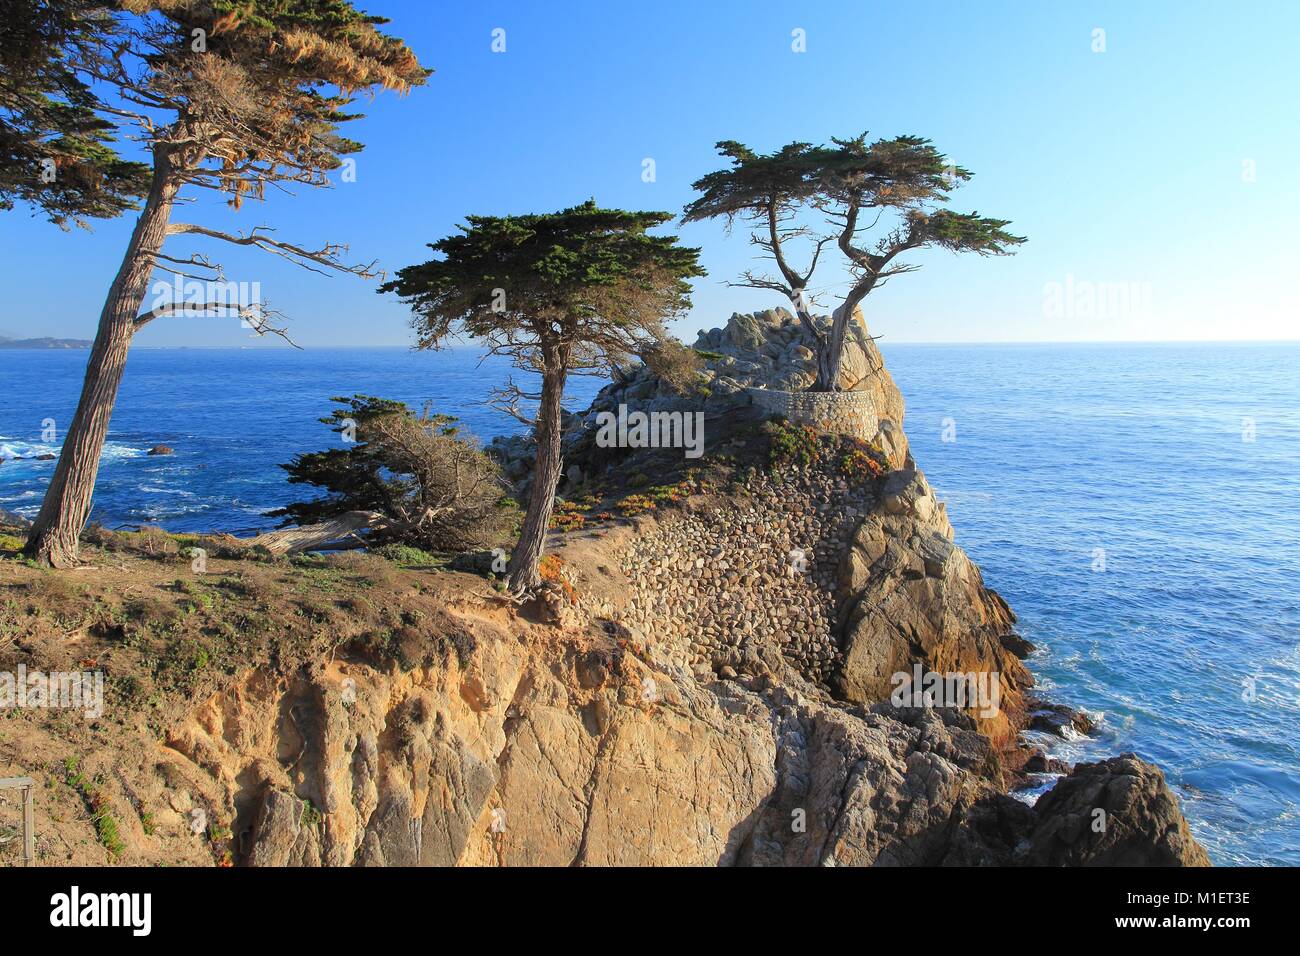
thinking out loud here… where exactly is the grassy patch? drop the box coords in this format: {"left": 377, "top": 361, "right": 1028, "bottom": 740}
{"left": 374, "top": 542, "right": 442, "bottom": 566}
{"left": 64, "top": 756, "right": 125, "bottom": 859}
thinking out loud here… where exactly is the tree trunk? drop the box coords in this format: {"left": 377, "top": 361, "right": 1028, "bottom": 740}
{"left": 235, "top": 510, "right": 386, "bottom": 555}
{"left": 816, "top": 316, "right": 847, "bottom": 395}
{"left": 24, "top": 157, "right": 178, "bottom": 567}
{"left": 816, "top": 293, "right": 868, "bottom": 392}
{"left": 507, "top": 347, "right": 567, "bottom": 593}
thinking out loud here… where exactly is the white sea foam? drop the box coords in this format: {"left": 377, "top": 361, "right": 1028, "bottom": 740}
{"left": 1012, "top": 772, "right": 1063, "bottom": 805}
{"left": 138, "top": 484, "right": 193, "bottom": 497}
{"left": 0, "top": 440, "right": 143, "bottom": 462}
{"left": 0, "top": 441, "right": 55, "bottom": 459}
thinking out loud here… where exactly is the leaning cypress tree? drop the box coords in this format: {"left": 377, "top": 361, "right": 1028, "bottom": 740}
{"left": 21, "top": 0, "right": 430, "bottom": 567}
{"left": 681, "top": 140, "right": 831, "bottom": 360}
{"left": 0, "top": 0, "right": 150, "bottom": 225}
{"left": 815, "top": 133, "right": 1025, "bottom": 386}
{"left": 685, "top": 134, "right": 1025, "bottom": 390}
{"left": 381, "top": 201, "right": 704, "bottom": 593}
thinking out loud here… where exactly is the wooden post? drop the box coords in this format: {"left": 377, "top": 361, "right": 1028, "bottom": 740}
{"left": 1, "top": 776, "right": 37, "bottom": 867}
{"left": 22, "top": 784, "right": 34, "bottom": 867}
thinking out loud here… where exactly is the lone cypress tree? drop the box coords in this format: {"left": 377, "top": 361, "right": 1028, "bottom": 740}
{"left": 382, "top": 201, "right": 704, "bottom": 593}
{"left": 682, "top": 140, "right": 831, "bottom": 357}
{"left": 685, "top": 134, "right": 1025, "bottom": 390}
{"left": 816, "top": 133, "right": 1025, "bottom": 386}
{"left": 19, "top": 0, "right": 430, "bottom": 567}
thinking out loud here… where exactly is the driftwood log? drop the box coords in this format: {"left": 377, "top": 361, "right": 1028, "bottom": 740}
{"left": 234, "top": 510, "right": 385, "bottom": 555}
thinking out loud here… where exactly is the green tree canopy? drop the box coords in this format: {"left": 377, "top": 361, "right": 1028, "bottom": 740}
{"left": 0, "top": 0, "right": 150, "bottom": 227}
{"left": 382, "top": 201, "right": 704, "bottom": 376}
{"left": 684, "top": 133, "right": 1025, "bottom": 390}
{"left": 23, "top": 0, "right": 431, "bottom": 568}
{"left": 382, "top": 201, "right": 705, "bottom": 591}
{"left": 272, "top": 395, "right": 512, "bottom": 553}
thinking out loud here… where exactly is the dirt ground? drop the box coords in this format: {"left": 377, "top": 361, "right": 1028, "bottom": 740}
{"left": 0, "top": 524, "right": 544, "bottom": 865}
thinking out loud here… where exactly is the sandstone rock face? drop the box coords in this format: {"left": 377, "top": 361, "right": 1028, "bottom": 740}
{"left": 833, "top": 467, "right": 1031, "bottom": 748}
{"left": 166, "top": 627, "right": 782, "bottom": 866}
{"left": 162, "top": 618, "right": 1203, "bottom": 867}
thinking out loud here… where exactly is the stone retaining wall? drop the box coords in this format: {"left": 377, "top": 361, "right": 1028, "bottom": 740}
{"left": 612, "top": 468, "right": 877, "bottom": 689}
{"left": 746, "top": 388, "right": 878, "bottom": 439}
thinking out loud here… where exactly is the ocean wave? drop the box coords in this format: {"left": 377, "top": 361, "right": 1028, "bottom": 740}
{"left": 1013, "top": 772, "right": 1064, "bottom": 805}
{"left": 102, "top": 442, "right": 146, "bottom": 461}
{"left": 138, "top": 484, "right": 195, "bottom": 497}
{"left": 0, "top": 440, "right": 144, "bottom": 462}
{"left": 0, "top": 440, "right": 56, "bottom": 459}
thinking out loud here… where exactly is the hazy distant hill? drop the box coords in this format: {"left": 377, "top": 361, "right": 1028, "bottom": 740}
{"left": 0, "top": 335, "right": 92, "bottom": 349}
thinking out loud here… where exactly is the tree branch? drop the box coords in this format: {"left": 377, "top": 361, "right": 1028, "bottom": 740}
{"left": 166, "top": 223, "right": 381, "bottom": 279}
{"left": 132, "top": 301, "right": 301, "bottom": 347}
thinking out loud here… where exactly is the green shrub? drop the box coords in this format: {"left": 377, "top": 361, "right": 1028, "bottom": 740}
{"left": 375, "top": 542, "right": 439, "bottom": 566}
{"left": 764, "top": 419, "right": 822, "bottom": 470}
{"left": 64, "top": 757, "right": 125, "bottom": 859}
{"left": 299, "top": 799, "right": 322, "bottom": 829}
{"left": 271, "top": 395, "right": 512, "bottom": 552}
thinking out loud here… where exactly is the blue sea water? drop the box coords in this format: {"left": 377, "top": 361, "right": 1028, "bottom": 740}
{"left": 0, "top": 348, "right": 607, "bottom": 535}
{"left": 1, "top": 342, "right": 1298, "bottom": 865}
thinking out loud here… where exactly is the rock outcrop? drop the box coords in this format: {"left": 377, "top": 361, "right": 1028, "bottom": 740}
{"left": 7, "top": 308, "right": 1205, "bottom": 868}
{"left": 1022, "top": 755, "right": 1211, "bottom": 866}
{"left": 834, "top": 466, "right": 1030, "bottom": 749}
{"left": 154, "top": 609, "right": 1206, "bottom": 866}
{"left": 469, "top": 307, "right": 1204, "bottom": 865}
{"left": 489, "top": 306, "right": 912, "bottom": 491}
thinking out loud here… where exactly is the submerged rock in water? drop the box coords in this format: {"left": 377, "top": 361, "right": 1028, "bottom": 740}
{"left": 148, "top": 445, "right": 174, "bottom": 456}
{"left": 999, "top": 633, "right": 1037, "bottom": 659}
{"left": 1029, "top": 699, "right": 1096, "bottom": 739}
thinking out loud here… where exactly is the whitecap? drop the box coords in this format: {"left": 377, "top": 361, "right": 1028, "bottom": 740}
{"left": 137, "top": 485, "right": 194, "bottom": 497}
{"left": 0, "top": 441, "right": 56, "bottom": 459}
{"left": 1013, "top": 772, "right": 1063, "bottom": 805}
{"left": 101, "top": 442, "right": 145, "bottom": 461}
{"left": 1081, "top": 708, "right": 1106, "bottom": 726}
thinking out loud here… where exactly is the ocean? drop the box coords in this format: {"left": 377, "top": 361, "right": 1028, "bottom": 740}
{"left": 2, "top": 342, "right": 1297, "bottom": 865}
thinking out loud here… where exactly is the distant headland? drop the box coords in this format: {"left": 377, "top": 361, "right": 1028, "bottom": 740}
{"left": 0, "top": 335, "right": 92, "bottom": 349}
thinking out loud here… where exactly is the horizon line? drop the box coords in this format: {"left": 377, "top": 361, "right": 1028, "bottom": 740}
{"left": 109, "top": 337, "right": 1300, "bottom": 349}
{"left": 7, "top": 337, "right": 1299, "bottom": 350}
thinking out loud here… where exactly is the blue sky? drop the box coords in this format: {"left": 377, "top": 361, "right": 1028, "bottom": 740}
{"left": 2, "top": 0, "right": 1297, "bottom": 347}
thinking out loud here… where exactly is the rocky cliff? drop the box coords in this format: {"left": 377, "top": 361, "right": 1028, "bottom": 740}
{"left": 0, "top": 309, "right": 1208, "bottom": 867}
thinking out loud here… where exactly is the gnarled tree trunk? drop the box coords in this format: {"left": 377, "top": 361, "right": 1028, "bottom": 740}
{"left": 815, "top": 292, "right": 870, "bottom": 392}
{"left": 25, "top": 156, "right": 178, "bottom": 567}
{"left": 236, "top": 510, "right": 386, "bottom": 555}
{"left": 507, "top": 346, "right": 568, "bottom": 593}
{"left": 815, "top": 340, "right": 842, "bottom": 392}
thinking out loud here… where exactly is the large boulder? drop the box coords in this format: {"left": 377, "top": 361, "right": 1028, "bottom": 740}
{"left": 1021, "top": 754, "right": 1211, "bottom": 866}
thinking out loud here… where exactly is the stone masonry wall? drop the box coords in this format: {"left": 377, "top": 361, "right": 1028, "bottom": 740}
{"left": 746, "top": 388, "right": 879, "bottom": 440}
{"left": 613, "top": 468, "right": 877, "bottom": 689}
